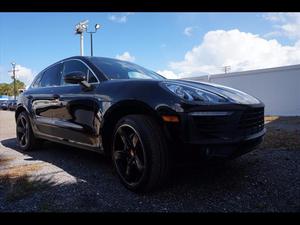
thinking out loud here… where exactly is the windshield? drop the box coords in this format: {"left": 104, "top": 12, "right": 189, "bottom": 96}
{"left": 90, "top": 57, "right": 165, "bottom": 80}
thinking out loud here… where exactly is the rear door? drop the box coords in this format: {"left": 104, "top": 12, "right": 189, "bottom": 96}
{"left": 50, "top": 59, "right": 100, "bottom": 147}
{"left": 25, "top": 63, "right": 63, "bottom": 137}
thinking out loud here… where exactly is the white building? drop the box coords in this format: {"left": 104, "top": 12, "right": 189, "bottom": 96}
{"left": 182, "top": 64, "right": 300, "bottom": 116}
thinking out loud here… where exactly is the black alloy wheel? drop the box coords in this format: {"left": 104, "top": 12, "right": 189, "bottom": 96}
{"left": 16, "top": 113, "right": 29, "bottom": 148}
{"left": 16, "top": 111, "right": 41, "bottom": 151}
{"left": 112, "top": 115, "right": 170, "bottom": 192}
{"left": 113, "top": 124, "right": 146, "bottom": 187}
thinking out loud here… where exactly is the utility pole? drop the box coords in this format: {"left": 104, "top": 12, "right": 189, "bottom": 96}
{"left": 8, "top": 62, "right": 19, "bottom": 100}
{"left": 223, "top": 65, "right": 231, "bottom": 74}
{"left": 75, "top": 20, "right": 89, "bottom": 56}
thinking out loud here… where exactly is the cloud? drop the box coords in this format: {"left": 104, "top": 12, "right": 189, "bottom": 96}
{"left": 184, "top": 26, "right": 196, "bottom": 37}
{"left": 168, "top": 29, "right": 300, "bottom": 78}
{"left": 263, "top": 31, "right": 282, "bottom": 39}
{"left": 9, "top": 65, "right": 35, "bottom": 86}
{"left": 115, "top": 52, "right": 136, "bottom": 62}
{"left": 263, "top": 13, "right": 288, "bottom": 23}
{"left": 156, "top": 70, "right": 178, "bottom": 79}
{"left": 108, "top": 15, "right": 127, "bottom": 23}
{"left": 263, "top": 13, "right": 300, "bottom": 39}
{"left": 108, "top": 13, "right": 134, "bottom": 23}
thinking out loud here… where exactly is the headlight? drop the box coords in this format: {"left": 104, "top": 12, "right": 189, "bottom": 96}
{"left": 161, "top": 82, "right": 228, "bottom": 104}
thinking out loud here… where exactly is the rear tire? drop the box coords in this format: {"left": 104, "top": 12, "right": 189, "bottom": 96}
{"left": 16, "top": 111, "right": 42, "bottom": 151}
{"left": 112, "top": 114, "right": 170, "bottom": 192}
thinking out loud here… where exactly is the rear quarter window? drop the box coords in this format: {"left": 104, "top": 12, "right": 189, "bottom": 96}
{"left": 40, "top": 64, "right": 62, "bottom": 87}
{"left": 30, "top": 73, "right": 43, "bottom": 88}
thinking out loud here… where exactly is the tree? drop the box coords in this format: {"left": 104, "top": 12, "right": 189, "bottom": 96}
{"left": 0, "top": 79, "right": 25, "bottom": 96}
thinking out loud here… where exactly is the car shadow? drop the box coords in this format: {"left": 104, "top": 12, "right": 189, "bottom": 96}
{"left": 1, "top": 137, "right": 254, "bottom": 193}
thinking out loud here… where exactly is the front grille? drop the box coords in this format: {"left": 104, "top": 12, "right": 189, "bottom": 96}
{"left": 193, "top": 116, "right": 231, "bottom": 134}
{"left": 190, "top": 108, "right": 264, "bottom": 140}
{"left": 193, "top": 116, "right": 229, "bottom": 129}
{"left": 239, "top": 108, "right": 264, "bottom": 135}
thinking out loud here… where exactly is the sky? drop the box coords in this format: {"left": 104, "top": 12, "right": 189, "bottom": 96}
{"left": 1, "top": 12, "right": 300, "bottom": 86}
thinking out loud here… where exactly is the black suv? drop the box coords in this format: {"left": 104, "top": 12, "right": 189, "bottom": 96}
{"left": 15, "top": 56, "right": 265, "bottom": 192}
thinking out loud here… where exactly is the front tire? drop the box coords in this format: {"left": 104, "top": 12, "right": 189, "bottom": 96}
{"left": 16, "top": 111, "right": 42, "bottom": 151}
{"left": 112, "top": 115, "right": 170, "bottom": 192}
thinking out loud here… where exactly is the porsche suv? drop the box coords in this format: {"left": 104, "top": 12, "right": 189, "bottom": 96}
{"left": 15, "top": 56, "right": 265, "bottom": 192}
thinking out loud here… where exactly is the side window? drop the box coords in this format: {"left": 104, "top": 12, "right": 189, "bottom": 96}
{"left": 128, "top": 71, "right": 151, "bottom": 79}
{"left": 31, "top": 73, "right": 43, "bottom": 88}
{"left": 40, "top": 64, "right": 62, "bottom": 87}
{"left": 62, "top": 60, "right": 98, "bottom": 85}
{"left": 87, "top": 70, "right": 98, "bottom": 83}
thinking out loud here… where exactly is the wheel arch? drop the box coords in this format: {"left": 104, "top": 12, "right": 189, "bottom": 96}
{"left": 100, "top": 100, "right": 164, "bottom": 155}
{"left": 15, "top": 105, "right": 30, "bottom": 122}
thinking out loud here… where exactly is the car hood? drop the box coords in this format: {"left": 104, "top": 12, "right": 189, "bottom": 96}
{"left": 167, "top": 79, "right": 261, "bottom": 105}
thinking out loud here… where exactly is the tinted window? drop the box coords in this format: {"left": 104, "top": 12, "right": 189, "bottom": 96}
{"left": 63, "top": 60, "right": 88, "bottom": 75}
{"left": 87, "top": 70, "right": 98, "bottom": 83}
{"left": 90, "top": 57, "right": 165, "bottom": 80}
{"left": 40, "top": 64, "right": 62, "bottom": 87}
{"left": 62, "top": 60, "right": 98, "bottom": 85}
{"left": 31, "top": 73, "right": 43, "bottom": 88}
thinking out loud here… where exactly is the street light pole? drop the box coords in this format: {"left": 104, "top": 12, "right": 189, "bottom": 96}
{"left": 90, "top": 32, "right": 93, "bottom": 56}
{"left": 86, "top": 24, "right": 101, "bottom": 57}
{"left": 80, "top": 32, "right": 84, "bottom": 56}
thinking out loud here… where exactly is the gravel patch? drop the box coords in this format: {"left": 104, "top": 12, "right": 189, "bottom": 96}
{"left": 0, "top": 110, "right": 300, "bottom": 212}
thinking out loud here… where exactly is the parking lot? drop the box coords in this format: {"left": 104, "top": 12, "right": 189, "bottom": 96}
{"left": 0, "top": 110, "right": 300, "bottom": 212}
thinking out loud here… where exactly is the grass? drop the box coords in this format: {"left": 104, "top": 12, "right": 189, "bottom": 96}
{"left": 0, "top": 161, "right": 55, "bottom": 202}
{"left": 3, "top": 175, "right": 55, "bottom": 202}
{"left": 265, "top": 115, "right": 300, "bottom": 125}
{"left": 0, "top": 156, "right": 16, "bottom": 165}
{"left": 0, "top": 163, "right": 44, "bottom": 179}
{"left": 264, "top": 116, "right": 280, "bottom": 123}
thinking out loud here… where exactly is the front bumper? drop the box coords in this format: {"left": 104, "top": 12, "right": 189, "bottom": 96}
{"left": 164, "top": 103, "right": 265, "bottom": 159}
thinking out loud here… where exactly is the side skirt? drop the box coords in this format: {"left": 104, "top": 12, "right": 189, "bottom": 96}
{"left": 34, "top": 132, "right": 105, "bottom": 154}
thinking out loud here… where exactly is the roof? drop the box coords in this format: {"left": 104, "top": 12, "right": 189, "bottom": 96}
{"left": 65, "top": 56, "right": 125, "bottom": 62}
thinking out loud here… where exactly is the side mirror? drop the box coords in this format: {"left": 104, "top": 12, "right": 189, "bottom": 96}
{"left": 64, "top": 71, "right": 86, "bottom": 84}
{"left": 64, "top": 71, "right": 92, "bottom": 89}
